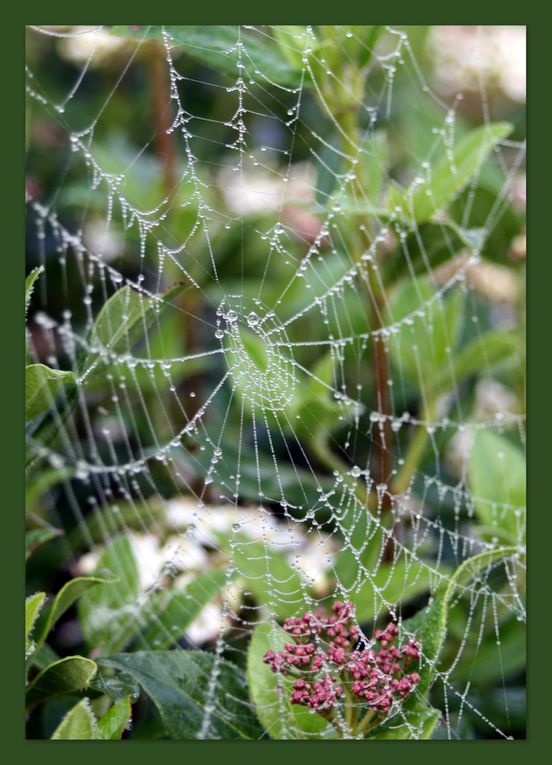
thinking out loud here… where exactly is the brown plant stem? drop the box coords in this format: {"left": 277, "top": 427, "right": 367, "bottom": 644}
{"left": 337, "top": 109, "right": 394, "bottom": 558}
{"left": 146, "top": 42, "right": 202, "bottom": 429}
{"left": 147, "top": 42, "right": 176, "bottom": 195}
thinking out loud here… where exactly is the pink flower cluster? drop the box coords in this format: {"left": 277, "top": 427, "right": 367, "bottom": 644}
{"left": 290, "top": 676, "right": 343, "bottom": 710}
{"left": 263, "top": 601, "right": 421, "bottom": 716}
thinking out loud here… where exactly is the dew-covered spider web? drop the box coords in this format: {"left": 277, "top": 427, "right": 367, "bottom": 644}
{"left": 25, "top": 25, "right": 526, "bottom": 740}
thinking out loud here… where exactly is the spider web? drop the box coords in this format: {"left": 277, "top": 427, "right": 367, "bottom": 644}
{"left": 25, "top": 25, "right": 526, "bottom": 740}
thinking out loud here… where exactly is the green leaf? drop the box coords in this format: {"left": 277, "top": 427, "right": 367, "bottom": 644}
{"left": 306, "top": 352, "right": 335, "bottom": 396}
{"left": 351, "top": 558, "right": 435, "bottom": 623}
{"left": 68, "top": 500, "right": 165, "bottom": 550}
{"left": 318, "top": 26, "right": 384, "bottom": 71}
{"left": 325, "top": 194, "right": 390, "bottom": 218}
{"left": 26, "top": 466, "right": 73, "bottom": 512}
{"left": 98, "top": 696, "right": 132, "bottom": 739}
{"left": 25, "top": 528, "right": 63, "bottom": 560}
{"left": 468, "top": 431, "right": 525, "bottom": 544}
{"left": 387, "top": 219, "right": 485, "bottom": 283}
{"left": 286, "top": 352, "right": 348, "bottom": 442}
{"left": 26, "top": 592, "right": 46, "bottom": 657}
{"left": 359, "top": 130, "right": 388, "bottom": 206}
{"left": 81, "top": 282, "right": 185, "bottom": 382}
{"left": 90, "top": 666, "right": 139, "bottom": 702}
{"left": 29, "top": 642, "right": 60, "bottom": 672}
{"left": 99, "top": 651, "right": 262, "bottom": 740}
{"left": 436, "top": 330, "right": 519, "bottom": 393}
{"left": 109, "top": 26, "right": 303, "bottom": 88}
{"left": 389, "top": 122, "right": 513, "bottom": 224}
{"left": 271, "top": 26, "right": 307, "bottom": 70}
{"left": 224, "top": 327, "right": 290, "bottom": 419}
{"left": 247, "top": 623, "right": 328, "bottom": 739}
{"left": 357, "top": 26, "right": 385, "bottom": 68}
{"left": 367, "top": 703, "right": 441, "bottom": 739}
{"left": 26, "top": 656, "right": 97, "bottom": 705}
{"left": 240, "top": 328, "right": 268, "bottom": 372}
{"left": 229, "top": 535, "right": 308, "bottom": 620}
{"left": 25, "top": 265, "right": 44, "bottom": 317}
{"left": 402, "top": 546, "right": 518, "bottom": 698}
{"left": 317, "top": 25, "right": 383, "bottom": 73}
{"left": 78, "top": 535, "right": 141, "bottom": 654}
{"left": 173, "top": 441, "right": 334, "bottom": 511}
{"left": 85, "top": 307, "right": 212, "bottom": 396}
{"left": 51, "top": 698, "right": 100, "bottom": 740}
{"left": 289, "top": 392, "right": 343, "bottom": 444}
{"left": 386, "top": 277, "right": 464, "bottom": 392}
{"left": 25, "top": 363, "right": 77, "bottom": 422}
{"left": 139, "top": 570, "right": 229, "bottom": 650}
{"left": 35, "top": 574, "right": 117, "bottom": 649}
{"left": 333, "top": 507, "right": 387, "bottom": 590}
{"left": 453, "top": 616, "right": 525, "bottom": 687}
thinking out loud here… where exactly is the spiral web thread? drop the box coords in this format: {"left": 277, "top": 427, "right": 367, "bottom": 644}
{"left": 25, "top": 25, "right": 526, "bottom": 740}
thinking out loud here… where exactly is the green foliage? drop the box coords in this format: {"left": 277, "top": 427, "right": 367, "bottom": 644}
{"left": 25, "top": 591, "right": 45, "bottom": 657}
{"left": 388, "top": 220, "right": 486, "bottom": 282}
{"left": 351, "top": 557, "right": 436, "bottom": 623}
{"left": 25, "top": 467, "right": 73, "bottom": 513}
{"left": 25, "top": 527, "right": 62, "bottom": 560}
{"left": 49, "top": 695, "right": 132, "bottom": 739}
{"left": 247, "top": 623, "right": 328, "bottom": 739}
{"left": 26, "top": 656, "right": 97, "bottom": 705}
{"left": 228, "top": 535, "right": 309, "bottom": 620}
{"left": 79, "top": 534, "right": 229, "bottom": 653}
{"left": 82, "top": 282, "right": 185, "bottom": 382}
{"left": 386, "top": 276, "right": 464, "bottom": 393}
{"left": 138, "top": 570, "right": 229, "bottom": 650}
{"left": 240, "top": 328, "right": 269, "bottom": 371}
{"left": 452, "top": 615, "right": 525, "bottom": 687}
{"left": 333, "top": 508, "right": 387, "bottom": 588}
{"left": 51, "top": 698, "right": 100, "bottom": 740}
{"left": 25, "top": 364, "right": 77, "bottom": 422}
{"left": 469, "top": 431, "right": 526, "bottom": 544}
{"left": 97, "top": 696, "right": 132, "bottom": 739}
{"left": 366, "top": 704, "right": 441, "bottom": 739}
{"left": 439, "top": 329, "right": 520, "bottom": 392}
{"left": 78, "top": 535, "right": 142, "bottom": 654}
{"left": 110, "top": 26, "right": 304, "bottom": 88}
{"left": 25, "top": 265, "right": 44, "bottom": 317}
{"left": 288, "top": 352, "right": 347, "bottom": 443}
{"left": 389, "top": 123, "right": 513, "bottom": 223}
{"left": 35, "top": 575, "right": 116, "bottom": 650}
{"left": 68, "top": 500, "right": 165, "bottom": 549}
{"left": 402, "top": 547, "right": 518, "bottom": 698}
{"left": 99, "top": 651, "right": 262, "bottom": 739}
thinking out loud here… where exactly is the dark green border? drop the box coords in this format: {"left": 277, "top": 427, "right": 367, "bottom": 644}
{"left": 8, "top": 2, "right": 541, "bottom": 762}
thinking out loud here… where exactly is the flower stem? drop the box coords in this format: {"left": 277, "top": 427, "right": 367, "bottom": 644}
{"left": 324, "top": 708, "right": 348, "bottom": 738}
{"left": 355, "top": 709, "right": 379, "bottom": 736}
{"left": 336, "top": 106, "right": 394, "bottom": 555}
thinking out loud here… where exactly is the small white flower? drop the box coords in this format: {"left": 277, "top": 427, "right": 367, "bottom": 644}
{"left": 473, "top": 378, "right": 519, "bottom": 420}
{"left": 427, "top": 26, "right": 526, "bottom": 104}
{"left": 59, "top": 27, "right": 127, "bottom": 67}
{"left": 83, "top": 219, "right": 123, "bottom": 262}
{"left": 186, "top": 602, "right": 222, "bottom": 644}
